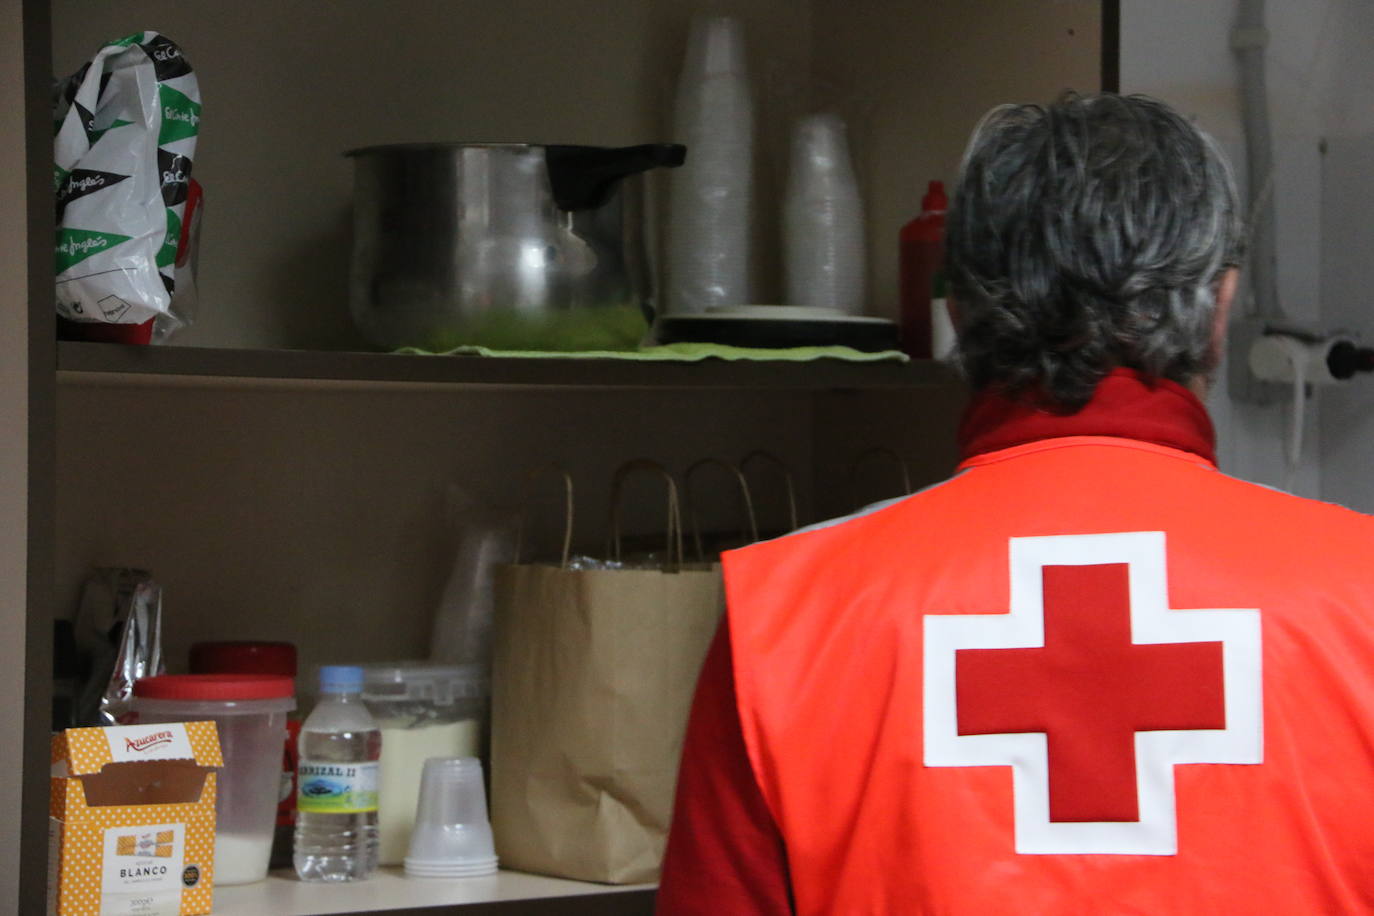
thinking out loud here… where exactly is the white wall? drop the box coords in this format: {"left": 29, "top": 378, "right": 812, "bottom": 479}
{"left": 1121, "top": 0, "right": 1331, "bottom": 496}
{"left": 1319, "top": 136, "right": 1374, "bottom": 511}
{"left": 1315, "top": 2, "right": 1374, "bottom": 512}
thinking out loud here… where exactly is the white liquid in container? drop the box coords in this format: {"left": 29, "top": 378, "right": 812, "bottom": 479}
{"left": 377, "top": 719, "right": 481, "bottom": 865}
{"left": 215, "top": 832, "right": 274, "bottom": 885}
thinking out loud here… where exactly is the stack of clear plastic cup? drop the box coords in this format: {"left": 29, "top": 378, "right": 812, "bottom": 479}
{"left": 783, "top": 112, "right": 867, "bottom": 314}
{"left": 403, "top": 757, "right": 498, "bottom": 878}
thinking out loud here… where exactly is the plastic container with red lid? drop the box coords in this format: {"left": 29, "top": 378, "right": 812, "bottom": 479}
{"left": 132, "top": 674, "right": 295, "bottom": 886}
{"left": 134, "top": 674, "right": 294, "bottom": 703}
{"left": 188, "top": 642, "right": 301, "bottom": 871}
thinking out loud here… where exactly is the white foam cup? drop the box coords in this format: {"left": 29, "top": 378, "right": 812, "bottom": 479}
{"left": 403, "top": 757, "right": 498, "bottom": 878}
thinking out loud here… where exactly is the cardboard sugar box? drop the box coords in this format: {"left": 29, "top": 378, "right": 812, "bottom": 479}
{"left": 50, "top": 722, "right": 221, "bottom": 916}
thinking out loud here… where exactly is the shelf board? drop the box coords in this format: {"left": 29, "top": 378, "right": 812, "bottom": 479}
{"left": 55, "top": 341, "right": 957, "bottom": 391}
{"left": 213, "top": 867, "right": 653, "bottom": 916}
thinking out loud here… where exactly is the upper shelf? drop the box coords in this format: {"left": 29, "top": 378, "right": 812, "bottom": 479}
{"left": 55, "top": 342, "right": 958, "bottom": 391}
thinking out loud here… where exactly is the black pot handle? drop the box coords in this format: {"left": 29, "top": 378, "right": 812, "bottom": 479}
{"left": 545, "top": 143, "right": 687, "bottom": 211}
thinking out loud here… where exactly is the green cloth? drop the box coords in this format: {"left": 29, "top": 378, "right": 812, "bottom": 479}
{"left": 395, "top": 342, "right": 910, "bottom": 363}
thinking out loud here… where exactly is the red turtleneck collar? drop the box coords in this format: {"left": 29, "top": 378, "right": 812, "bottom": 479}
{"left": 957, "top": 368, "right": 1217, "bottom": 467}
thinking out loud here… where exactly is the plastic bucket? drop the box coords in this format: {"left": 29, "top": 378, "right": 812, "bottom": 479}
{"left": 132, "top": 675, "right": 295, "bottom": 885}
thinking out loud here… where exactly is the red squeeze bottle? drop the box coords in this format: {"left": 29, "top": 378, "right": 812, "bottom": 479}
{"left": 899, "top": 180, "right": 948, "bottom": 359}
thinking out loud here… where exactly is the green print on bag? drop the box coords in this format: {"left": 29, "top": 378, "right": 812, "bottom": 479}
{"left": 90, "top": 119, "right": 133, "bottom": 146}
{"left": 157, "top": 209, "right": 181, "bottom": 269}
{"left": 297, "top": 760, "right": 380, "bottom": 814}
{"left": 56, "top": 227, "right": 131, "bottom": 273}
{"left": 157, "top": 84, "right": 201, "bottom": 146}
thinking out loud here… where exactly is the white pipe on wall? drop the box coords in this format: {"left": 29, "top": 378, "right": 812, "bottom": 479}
{"left": 1233, "top": 0, "right": 1284, "bottom": 321}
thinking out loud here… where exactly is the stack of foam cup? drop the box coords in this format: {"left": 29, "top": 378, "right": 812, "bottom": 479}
{"left": 783, "top": 113, "right": 866, "bottom": 314}
{"left": 403, "top": 757, "right": 498, "bottom": 878}
{"left": 666, "top": 15, "right": 754, "bottom": 313}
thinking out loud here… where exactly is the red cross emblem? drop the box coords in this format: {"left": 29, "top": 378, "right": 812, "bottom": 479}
{"left": 924, "top": 532, "right": 1262, "bottom": 855}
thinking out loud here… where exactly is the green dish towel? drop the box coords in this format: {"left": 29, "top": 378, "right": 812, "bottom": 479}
{"left": 395, "top": 342, "right": 910, "bottom": 363}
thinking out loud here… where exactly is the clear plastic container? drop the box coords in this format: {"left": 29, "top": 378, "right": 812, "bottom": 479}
{"left": 187, "top": 640, "right": 299, "bottom": 869}
{"left": 361, "top": 663, "right": 489, "bottom": 866}
{"left": 131, "top": 674, "right": 296, "bottom": 885}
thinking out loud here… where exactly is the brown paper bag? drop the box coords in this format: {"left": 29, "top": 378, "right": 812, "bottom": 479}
{"left": 491, "top": 462, "right": 723, "bottom": 884}
{"left": 684, "top": 457, "right": 759, "bottom": 560}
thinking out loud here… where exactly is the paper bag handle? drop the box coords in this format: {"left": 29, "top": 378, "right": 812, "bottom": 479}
{"left": 740, "top": 450, "right": 800, "bottom": 533}
{"left": 684, "top": 458, "right": 758, "bottom": 561}
{"left": 849, "top": 446, "right": 912, "bottom": 511}
{"left": 514, "top": 465, "right": 575, "bottom": 568}
{"left": 607, "top": 459, "right": 685, "bottom": 571}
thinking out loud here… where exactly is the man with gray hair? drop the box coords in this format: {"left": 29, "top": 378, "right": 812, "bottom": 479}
{"left": 949, "top": 92, "right": 1241, "bottom": 410}
{"left": 658, "top": 92, "right": 1374, "bottom": 914}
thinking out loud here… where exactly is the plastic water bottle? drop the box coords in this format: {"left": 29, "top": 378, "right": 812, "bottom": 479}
{"left": 293, "top": 666, "right": 381, "bottom": 882}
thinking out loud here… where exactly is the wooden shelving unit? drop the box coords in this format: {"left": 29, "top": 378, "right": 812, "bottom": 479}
{"left": 5, "top": 2, "right": 1107, "bottom": 912}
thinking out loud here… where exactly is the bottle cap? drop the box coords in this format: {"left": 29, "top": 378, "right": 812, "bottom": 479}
{"left": 318, "top": 665, "right": 365, "bottom": 694}
{"left": 189, "top": 641, "right": 297, "bottom": 677}
{"left": 922, "top": 180, "right": 948, "bottom": 212}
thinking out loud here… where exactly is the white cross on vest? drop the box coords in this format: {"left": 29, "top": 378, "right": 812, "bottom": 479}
{"left": 923, "top": 531, "right": 1263, "bottom": 855}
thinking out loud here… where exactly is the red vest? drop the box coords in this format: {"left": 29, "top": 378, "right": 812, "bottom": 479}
{"left": 722, "top": 374, "right": 1374, "bottom": 914}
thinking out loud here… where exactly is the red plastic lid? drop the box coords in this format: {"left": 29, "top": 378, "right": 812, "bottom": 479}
{"left": 189, "top": 641, "right": 297, "bottom": 677}
{"left": 922, "top": 179, "right": 948, "bottom": 212}
{"left": 134, "top": 674, "right": 295, "bottom": 701}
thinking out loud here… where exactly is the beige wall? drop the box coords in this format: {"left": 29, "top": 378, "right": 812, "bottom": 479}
{"left": 55, "top": 381, "right": 823, "bottom": 677}
{"left": 810, "top": 0, "right": 1101, "bottom": 318}
{"left": 55, "top": 377, "right": 969, "bottom": 684}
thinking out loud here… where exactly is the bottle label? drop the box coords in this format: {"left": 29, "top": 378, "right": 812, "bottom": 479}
{"left": 296, "top": 760, "right": 379, "bottom": 814}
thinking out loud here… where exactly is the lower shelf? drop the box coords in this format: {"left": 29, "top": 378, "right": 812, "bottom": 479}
{"left": 212, "top": 867, "right": 655, "bottom": 915}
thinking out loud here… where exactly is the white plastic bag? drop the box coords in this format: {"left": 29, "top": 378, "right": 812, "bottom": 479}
{"left": 429, "top": 485, "right": 519, "bottom": 671}
{"left": 54, "top": 31, "right": 200, "bottom": 337}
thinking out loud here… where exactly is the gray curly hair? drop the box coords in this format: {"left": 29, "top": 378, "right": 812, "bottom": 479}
{"left": 945, "top": 92, "right": 1244, "bottom": 410}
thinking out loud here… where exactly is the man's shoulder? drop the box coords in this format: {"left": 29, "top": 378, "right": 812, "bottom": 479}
{"left": 738, "top": 476, "right": 962, "bottom": 553}
{"left": 1211, "top": 469, "right": 1374, "bottom": 533}
{"left": 721, "top": 477, "right": 969, "bottom": 581}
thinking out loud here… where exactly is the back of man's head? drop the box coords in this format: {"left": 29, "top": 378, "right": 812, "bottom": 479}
{"left": 945, "top": 92, "right": 1244, "bottom": 411}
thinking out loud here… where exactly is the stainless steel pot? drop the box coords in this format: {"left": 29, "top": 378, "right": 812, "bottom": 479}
{"left": 347, "top": 142, "right": 686, "bottom": 352}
